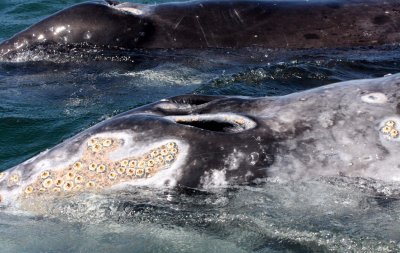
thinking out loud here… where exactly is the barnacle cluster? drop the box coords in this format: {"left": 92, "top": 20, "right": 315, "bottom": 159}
{"left": 8, "top": 173, "right": 20, "bottom": 187}
{"left": 381, "top": 120, "right": 399, "bottom": 139}
{"left": 21, "top": 137, "right": 179, "bottom": 198}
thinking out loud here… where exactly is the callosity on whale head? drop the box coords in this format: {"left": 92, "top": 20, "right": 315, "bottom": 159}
{"left": 2, "top": 73, "right": 400, "bottom": 212}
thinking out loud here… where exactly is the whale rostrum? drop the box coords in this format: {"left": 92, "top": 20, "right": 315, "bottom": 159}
{"left": 1, "top": 74, "right": 400, "bottom": 211}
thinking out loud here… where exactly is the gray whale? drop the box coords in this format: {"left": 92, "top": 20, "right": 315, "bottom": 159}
{"left": 1, "top": 0, "right": 400, "bottom": 58}
{"left": 1, "top": 73, "right": 400, "bottom": 211}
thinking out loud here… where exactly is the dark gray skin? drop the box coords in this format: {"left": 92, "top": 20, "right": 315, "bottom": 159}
{"left": 1, "top": 0, "right": 400, "bottom": 58}
{"left": 1, "top": 74, "right": 400, "bottom": 212}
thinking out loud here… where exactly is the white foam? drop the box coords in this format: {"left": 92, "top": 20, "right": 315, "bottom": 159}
{"left": 200, "top": 169, "right": 228, "bottom": 189}
{"left": 224, "top": 149, "right": 245, "bottom": 171}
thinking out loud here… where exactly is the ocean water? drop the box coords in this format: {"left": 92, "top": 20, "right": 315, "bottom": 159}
{"left": 2, "top": 0, "right": 400, "bottom": 252}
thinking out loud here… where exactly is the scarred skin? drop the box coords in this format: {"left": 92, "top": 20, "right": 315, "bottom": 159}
{"left": 1, "top": 73, "right": 400, "bottom": 212}
{"left": 1, "top": 0, "right": 400, "bottom": 58}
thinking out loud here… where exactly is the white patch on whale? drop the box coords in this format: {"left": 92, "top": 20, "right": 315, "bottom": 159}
{"left": 111, "top": 139, "right": 189, "bottom": 189}
{"left": 224, "top": 149, "right": 245, "bottom": 171}
{"left": 318, "top": 111, "right": 335, "bottom": 128}
{"left": 361, "top": 92, "right": 388, "bottom": 104}
{"left": 53, "top": 26, "right": 66, "bottom": 35}
{"left": 378, "top": 117, "right": 400, "bottom": 143}
{"left": 117, "top": 7, "right": 144, "bottom": 15}
{"left": 200, "top": 169, "right": 228, "bottom": 189}
{"left": 0, "top": 130, "right": 188, "bottom": 207}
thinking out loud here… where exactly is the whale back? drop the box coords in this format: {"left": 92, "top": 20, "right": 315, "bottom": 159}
{"left": 1, "top": 0, "right": 400, "bottom": 58}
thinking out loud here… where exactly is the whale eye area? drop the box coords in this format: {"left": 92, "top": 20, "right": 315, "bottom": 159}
{"left": 20, "top": 138, "right": 179, "bottom": 198}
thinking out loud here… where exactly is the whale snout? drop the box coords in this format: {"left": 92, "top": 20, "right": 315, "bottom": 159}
{"left": 0, "top": 94, "right": 271, "bottom": 212}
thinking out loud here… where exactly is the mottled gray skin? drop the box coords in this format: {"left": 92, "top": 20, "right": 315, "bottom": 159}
{"left": 123, "top": 74, "right": 400, "bottom": 185}
{"left": 3, "top": 73, "right": 400, "bottom": 194}
{"left": 1, "top": 0, "right": 400, "bottom": 58}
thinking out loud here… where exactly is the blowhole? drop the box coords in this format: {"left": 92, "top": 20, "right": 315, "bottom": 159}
{"left": 176, "top": 120, "right": 236, "bottom": 132}
{"left": 105, "top": 0, "right": 120, "bottom": 6}
{"left": 169, "top": 95, "right": 224, "bottom": 106}
{"left": 166, "top": 114, "right": 257, "bottom": 133}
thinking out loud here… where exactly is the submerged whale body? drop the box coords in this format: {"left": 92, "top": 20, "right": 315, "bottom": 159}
{"left": 1, "top": 0, "right": 400, "bottom": 58}
{"left": 1, "top": 74, "right": 400, "bottom": 211}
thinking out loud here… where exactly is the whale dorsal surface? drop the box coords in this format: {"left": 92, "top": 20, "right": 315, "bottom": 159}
{"left": 0, "top": 74, "right": 400, "bottom": 212}
{"left": 1, "top": 0, "right": 400, "bottom": 58}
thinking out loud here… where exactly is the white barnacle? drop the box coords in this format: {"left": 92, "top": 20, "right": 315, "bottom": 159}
{"left": 150, "top": 150, "right": 159, "bottom": 157}
{"left": 86, "top": 181, "right": 96, "bottom": 188}
{"left": 108, "top": 172, "right": 117, "bottom": 180}
{"left": 160, "top": 148, "right": 168, "bottom": 156}
{"left": 75, "top": 175, "right": 85, "bottom": 184}
{"left": 147, "top": 159, "right": 155, "bottom": 167}
{"left": 42, "top": 178, "right": 53, "bottom": 188}
{"left": 117, "top": 167, "right": 126, "bottom": 174}
{"left": 10, "top": 174, "right": 19, "bottom": 183}
{"left": 135, "top": 168, "right": 145, "bottom": 177}
{"left": 66, "top": 171, "right": 75, "bottom": 180}
{"left": 380, "top": 118, "right": 400, "bottom": 141}
{"left": 166, "top": 142, "right": 176, "bottom": 149}
{"left": 165, "top": 155, "right": 174, "bottom": 162}
{"left": 102, "top": 139, "right": 113, "bottom": 147}
{"left": 96, "top": 164, "right": 107, "bottom": 173}
{"left": 156, "top": 155, "right": 164, "bottom": 164}
{"left": 120, "top": 160, "right": 129, "bottom": 167}
{"left": 87, "top": 138, "right": 98, "bottom": 147}
{"left": 25, "top": 185, "right": 34, "bottom": 194}
{"left": 55, "top": 179, "right": 64, "bottom": 187}
{"left": 73, "top": 162, "right": 82, "bottom": 170}
{"left": 41, "top": 171, "right": 50, "bottom": 179}
{"left": 91, "top": 143, "right": 102, "bottom": 153}
{"left": 89, "top": 163, "right": 97, "bottom": 171}
{"left": 52, "top": 187, "right": 61, "bottom": 193}
{"left": 129, "top": 160, "right": 137, "bottom": 168}
{"left": 385, "top": 120, "right": 396, "bottom": 128}
{"left": 126, "top": 168, "right": 136, "bottom": 176}
{"left": 137, "top": 160, "right": 146, "bottom": 168}
{"left": 390, "top": 129, "right": 399, "bottom": 138}
{"left": 382, "top": 125, "right": 392, "bottom": 134}
{"left": 63, "top": 181, "right": 74, "bottom": 191}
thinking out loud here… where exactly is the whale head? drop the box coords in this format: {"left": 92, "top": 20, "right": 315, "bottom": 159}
{"left": 2, "top": 74, "right": 400, "bottom": 213}
{"left": 0, "top": 95, "right": 276, "bottom": 212}
{"left": 0, "top": 1, "right": 150, "bottom": 59}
